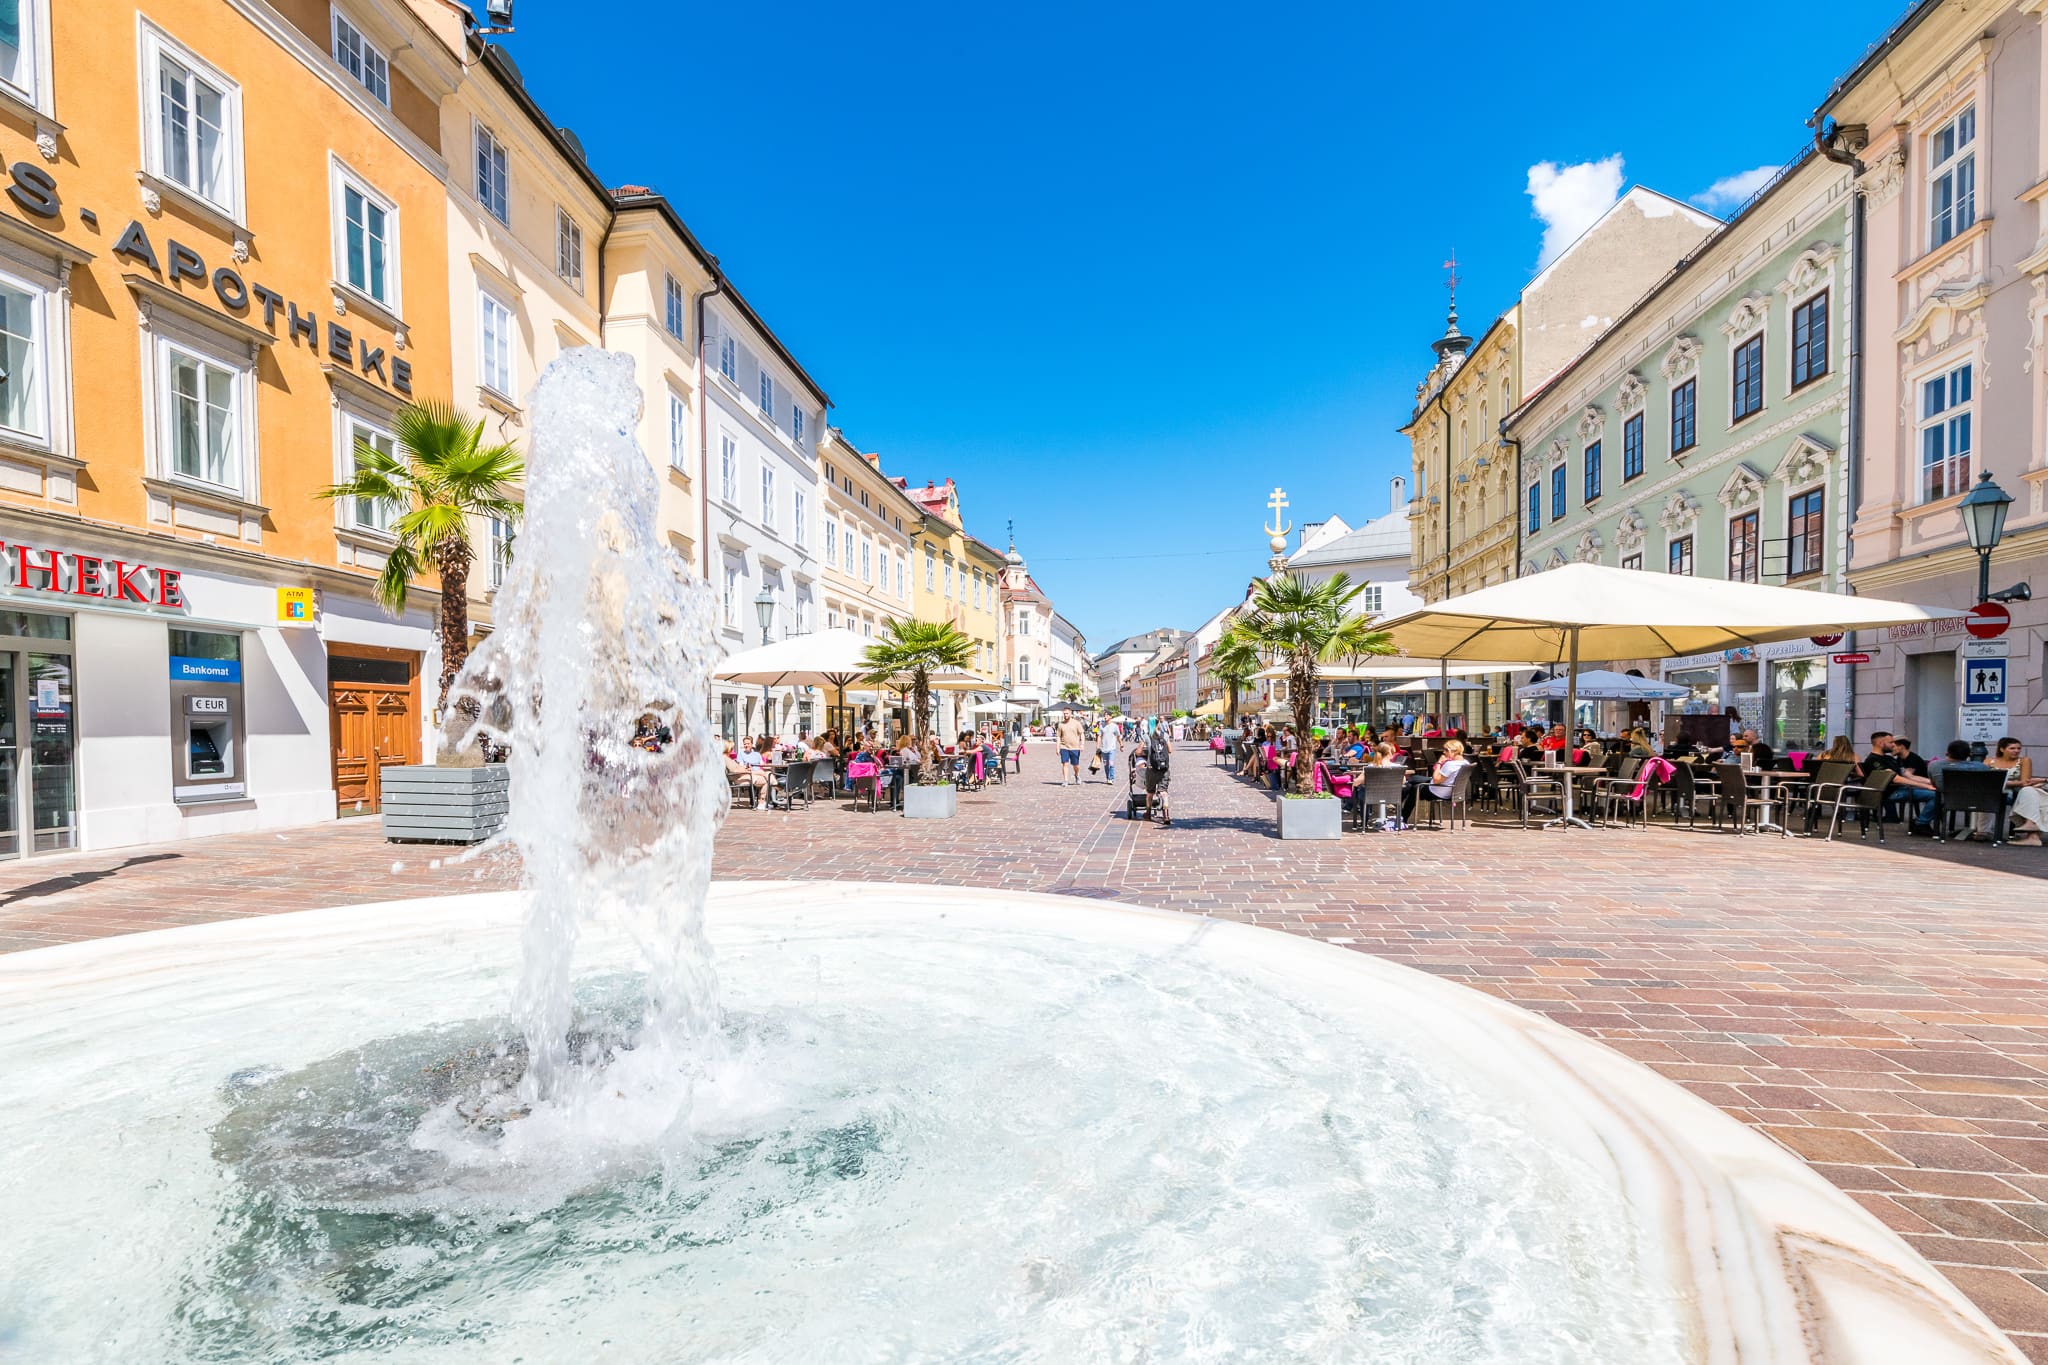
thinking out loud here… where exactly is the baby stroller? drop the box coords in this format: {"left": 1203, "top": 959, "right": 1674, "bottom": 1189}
{"left": 1125, "top": 751, "right": 1169, "bottom": 824}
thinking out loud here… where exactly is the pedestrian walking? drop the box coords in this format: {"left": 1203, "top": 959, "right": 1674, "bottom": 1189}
{"left": 1055, "top": 711, "right": 1087, "bottom": 786}
{"left": 1096, "top": 716, "right": 1120, "bottom": 782}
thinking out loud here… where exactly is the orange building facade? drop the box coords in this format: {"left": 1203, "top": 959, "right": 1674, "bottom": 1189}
{"left": 0, "top": 0, "right": 457, "bottom": 853}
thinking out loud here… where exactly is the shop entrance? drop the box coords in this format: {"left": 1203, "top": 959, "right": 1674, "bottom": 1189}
{"left": 0, "top": 611, "right": 78, "bottom": 857}
{"left": 328, "top": 647, "right": 419, "bottom": 816}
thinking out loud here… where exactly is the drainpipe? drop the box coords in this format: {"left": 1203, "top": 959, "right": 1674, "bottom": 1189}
{"left": 1817, "top": 120, "right": 1866, "bottom": 742}
{"left": 1433, "top": 383, "right": 1453, "bottom": 602}
{"left": 1500, "top": 416, "right": 1522, "bottom": 730}
{"left": 695, "top": 267, "right": 726, "bottom": 585}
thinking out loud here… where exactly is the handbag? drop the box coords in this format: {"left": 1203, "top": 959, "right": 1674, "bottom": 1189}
{"left": 1088, "top": 755, "right": 1100, "bottom": 774}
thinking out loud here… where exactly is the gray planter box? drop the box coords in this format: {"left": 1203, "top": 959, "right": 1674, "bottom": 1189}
{"left": 903, "top": 783, "right": 957, "bottom": 820}
{"left": 381, "top": 764, "right": 510, "bottom": 844}
{"left": 1276, "top": 795, "right": 1342, "bottom": 841}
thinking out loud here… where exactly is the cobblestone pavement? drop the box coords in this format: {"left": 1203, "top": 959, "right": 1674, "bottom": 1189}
{"left": 6, "top": 747, "right": 2048, "bottom": 1354}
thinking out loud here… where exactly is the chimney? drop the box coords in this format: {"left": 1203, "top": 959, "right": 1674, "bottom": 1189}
{"left": 1391, "top": 476, "right": 1407, "bottom": 513}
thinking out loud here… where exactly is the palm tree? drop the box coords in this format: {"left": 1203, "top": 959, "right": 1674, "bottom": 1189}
{"left": 1230, "top": 573, "right": 1392, "bottom": 789}
{"left": 860, "top": 619, "right": 976, "bottom": 742}
{"left": 320, "top": 402, "right": 523, "bottom": 713}
{"left": 1209, "top": 626, "right": 1262, "bottom": 730}
{"left": 1058, "top": 681, "right": 1085, "bottom": 706}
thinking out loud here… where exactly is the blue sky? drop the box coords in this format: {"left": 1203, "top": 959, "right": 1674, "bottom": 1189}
{"left": 500, "top": 0, "right": 1907, "bottom": 648}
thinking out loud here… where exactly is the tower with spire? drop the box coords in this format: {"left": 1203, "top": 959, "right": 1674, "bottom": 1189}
{"left": 1431, "top": 250, "right": 1473, "bottom": 365}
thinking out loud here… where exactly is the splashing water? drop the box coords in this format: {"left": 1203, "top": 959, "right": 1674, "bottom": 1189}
{"left": 446, "top": 348, "right": 728, "bottom": 1110}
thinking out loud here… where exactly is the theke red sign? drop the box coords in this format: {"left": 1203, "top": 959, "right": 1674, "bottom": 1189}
{"left": 1966, "top": 603, "right": 2011, "bottom": 640}
{"left": 0, "top": 540, "right": 185, "bottom": 608}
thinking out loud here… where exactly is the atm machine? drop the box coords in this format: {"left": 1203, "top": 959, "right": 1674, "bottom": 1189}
{"left": 168, "top": 648, "right": 247, "bottom": 803}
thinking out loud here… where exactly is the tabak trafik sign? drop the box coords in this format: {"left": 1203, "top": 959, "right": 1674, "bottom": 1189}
{"left": 2, "top": 161, "right": 415, "bottom": 396}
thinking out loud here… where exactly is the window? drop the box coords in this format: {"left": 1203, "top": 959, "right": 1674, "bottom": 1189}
{"left": 1622, "top": 553, "right": 1643, "bottom": 571}
{"left": 792, "top": 406, "right": 804, "bottom": 449}
{"left": 1731, "top": 334, "right": 1763, "bottom": 421}
{"left": 825, "top": 519, "right": 838, "bottom": 567}
{"left": 858, "top": 489, "right": 869, "bottom": 509}
{"left": 1728, "top": 511, "right": 1759, "bottom": 583}
{"left": 758, "top": 371, "right": 773, "bottom": 415}
{"left": 1788, "top": 488, "right": 1824, "bottom": 577}
{"left": 1791, "top": 292, "right": 1828, "bottom": 389}
{"left": 1019, "top": 660, "right": 1030, "bottom": 684}
{"left": 760, "top": 463, "right": 776, "bottom": 528}
{"left": 860, "top": 537, "right": 872, "bottom": 583}
{"left": 1361, "top": 584, "right": 1383, "bottom": 614}
{"left": 1621, "top": 413, "right": 1644, "bottom": 481}
{"left": 149, "top": 34, "right": 238, "bottom": 213}
{"left": 1668, "top": 536, "right": 1693, "bottom": 576}
{"left": 555, "top": 208, "right": 583, "bottom": 292}
{"left": 343, "top": 418, "right": 396, "bottom": 532}
{"left": 1583, "top": 441, "right": 1602, "bottom": 503}
{"left": 1671, "top": 378, "right": 1697, "bottom": 454}
{"left": 488, "top": 514, "right": 513, "bottom": 589}
{"left": 1018, "top": 611, "right": 1030, "bottom": 637}
{"left": 1919, "top": 362, "right": 1972, "bottom": 502}
{"left": 164, "top": 346, "right": 240, "bottom": 489}
{"left": 666, "top": 390, "right": 687, "bottom": 471}
{"left": 331, "top": 11, "right": 389, "bottom": 105}
{"left": 793, "top": 490, "right": 808, "bottom": 549}
{"left": 925, "top": 546, "right": 936, "bottom": 591}
{"left": 944, "top": 561, "right": 953, "bottom": 598}
{"left": 1929, "top": 105, "right": 1977, "bottom": 248}
{"left": 475, "top": 123, "right": 509, "bottom": 225}
{"left": 718, "top": 333, "right": 736, "bottom": 382}
{"left": 478, "top": 289, "right": 513, "bottom": 396}
{"left": 1526, "top": 483, "right": 1540, "bottom": 533}
{"left": 0, "top": 276, "right": 46, "bottom": 441}
{"left": 663, "top": 275, "right": 686, "bottom": 341}
{"left": 722, "top": 563, "right": 740, "bottom": 628}
{"left": 795, "top": 594, "right": 811, "bottom": 634}
{"left": 335, "top": 172, "right": 395, "bottom": 307}
{"left": 719, "top": 433, "right": 737, "bottom": 503}
{"left": 1550, "top": 464, "right": 1565, "bottom": 521}
{"left": 895, "top": 556, "right": 905, "bottom": 599}
{"left": 0, "top": 0, "right": 45, "bottom": 107}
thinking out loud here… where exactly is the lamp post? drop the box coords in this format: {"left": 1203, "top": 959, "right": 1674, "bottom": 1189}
{"left": 753, "top": 585, "right": 776, "bottom": 740}
{"left": 1001, "top": 672, "right": 1013, "bottom": 738}
{"left": 1959, "top": 471, "right": 2014, "bottom": 604}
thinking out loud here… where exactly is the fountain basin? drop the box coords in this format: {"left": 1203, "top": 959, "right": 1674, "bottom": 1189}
{"left": 0, "top": 881, "right": 2017, "bottom": 1363}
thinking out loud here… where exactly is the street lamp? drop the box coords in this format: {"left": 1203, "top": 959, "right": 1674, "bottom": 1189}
{"left": 753, "top": 585, "right": 776, "bottom": 738}
{"left": 1001, "top": 672, "right": 1013, "bottom": 737}
{"left": 1959, "top": 471, "right": 2013, "bottom": 604}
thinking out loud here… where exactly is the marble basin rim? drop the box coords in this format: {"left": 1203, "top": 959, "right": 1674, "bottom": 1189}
{"left": 0, "top": 879, "right": 2021, "bottom": 1365}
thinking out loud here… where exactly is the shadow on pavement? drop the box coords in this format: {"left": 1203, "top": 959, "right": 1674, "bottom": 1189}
{"left": 0, "top": 853, "right": 184, "bottom": 908}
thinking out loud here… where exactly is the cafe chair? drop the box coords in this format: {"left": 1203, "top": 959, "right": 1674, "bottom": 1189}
{"left": 727, "top": 768, "right": 760, "bottom": 810}
{"left": 1823, "top": 768, "right": 1896, "bottom": 843}
{"left": 768, "top": 759, "right": 818, "bottom": 812}
{"left": 1934, "top": 768, "right": 2009, "bottom": 845}
{"left": 1348, "top": 767, "right": 1407, "bottom": 832}
{"left": 1504, "top": 758, "right": 1562, "bottom": 827}
{"left": 1709, "top": 762, "right": 1765, "bottom": 835}
{"left": 1418, "top": 765, "right": 1475, "bottom": 831}
{"left": 1593, "top": 756, "right": 1644, "bottom": 825}
{"left": 847, "top": 759, "right": 882, "bottom": 813}
{"left": 1796, "top": 760, "right": 1857, "bottom": 834}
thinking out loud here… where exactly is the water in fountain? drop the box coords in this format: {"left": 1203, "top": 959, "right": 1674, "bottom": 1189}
{"left": 442, "top": 346, "right": 728, "bottom": 1117}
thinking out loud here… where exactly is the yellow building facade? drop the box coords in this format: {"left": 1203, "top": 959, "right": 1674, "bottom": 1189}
{"left": 0, "top": 0, "right": 455, "bottom": 854}
{"left": 899, "top": 476, "right": 1001, "bottom": 731}
{"left": 1400, "top": 308, "right": 1521, "bottom": 603}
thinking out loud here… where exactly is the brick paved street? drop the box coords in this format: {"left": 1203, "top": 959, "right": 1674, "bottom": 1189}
{"left": 7, "top": 746, "right": 2048, "bottom": 1355}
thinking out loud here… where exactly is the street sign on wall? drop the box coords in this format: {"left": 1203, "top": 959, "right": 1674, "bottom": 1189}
{"left": 1967, "top": 603, "right": 2012, "bottom": 639}
{"left": 1831, "top": 652, "right": 1871, "bottom": 665}
{"left": 1959, "top": 705, "right": 2009, "bottom": 744}
{"left": 1964, "top": 660, "right": 2008, "bottom": 706}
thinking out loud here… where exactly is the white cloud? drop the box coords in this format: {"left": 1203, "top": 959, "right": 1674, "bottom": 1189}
{"left": 1527, "top": 156, "right": 1625, "bottom": 269}
{"left": 1691, "top": 164, "right": 1778, "bottom": 213}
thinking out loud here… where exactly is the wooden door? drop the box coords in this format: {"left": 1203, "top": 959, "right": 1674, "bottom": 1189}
{"left": 328, "top": 649, "right": 420, "bottom": 815}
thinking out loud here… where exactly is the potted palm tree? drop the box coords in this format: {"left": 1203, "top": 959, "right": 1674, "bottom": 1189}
{"left": 860, "top": 619, "right": 977, "bottom": 819}
{"left": 320, "top": 402, "right": 523, "bottom": 843}
{"left": 1230, "top": 572, "right": 1391, "bottom": 840}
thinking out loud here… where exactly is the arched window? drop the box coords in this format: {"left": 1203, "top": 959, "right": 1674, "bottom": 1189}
{"left": 1479, "top": 401, "right": 1489, "bottom": 446}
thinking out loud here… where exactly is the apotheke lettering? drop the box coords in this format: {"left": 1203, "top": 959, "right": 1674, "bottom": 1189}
{"left": 1, "top": 540, "right": 185, "bottom": 609}
{"left": 2, "top": 161, "right": 413, "bottom": 397}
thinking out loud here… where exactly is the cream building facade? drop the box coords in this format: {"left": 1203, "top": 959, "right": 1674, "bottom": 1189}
{"left": 819, "top": 429, "right": 916, "bottom": 642}
{"left": 1814, "top": 0, "right": 2048, "bottom": 755}
{"left": 998, "top": 543, "right": 1053, "bottom": 710}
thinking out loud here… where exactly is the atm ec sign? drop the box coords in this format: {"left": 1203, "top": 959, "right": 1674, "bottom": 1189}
{"left": 277, "top": 587, "right": 315, "bottom": 625}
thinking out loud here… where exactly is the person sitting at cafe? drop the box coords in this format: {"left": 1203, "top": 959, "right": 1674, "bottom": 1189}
{"left": 1539, "top": 723, "right": 1568, "bottom": 754}
{"left": 1885, "top": 735, "right": 1937, "bottom": 832}
{"left": 729, "top": 739, "right": 771, "bottom": 804}
{"left": 1820, "top": 734, "right": 1859, "bottom": 775}
{"left": 1576, "top": 728, "right": 1604, "bottom": 768}
{"left": 1736, "top": 728, "right": 1777, "bottom": 771}
{"left": 1401, "top": 739, "right": 1470, "bottom": 820}
{"left": 1368, "top": 742, "right": 1403, "bottom": 767}
{"left": 1993, "top": 737, "right": 2045, "bottom": 846}
{"left": 1627, "top": 726, "right": 1654, "bottom": 758}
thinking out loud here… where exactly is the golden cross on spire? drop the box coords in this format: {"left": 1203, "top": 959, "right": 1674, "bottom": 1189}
{"left": 1264, "top": 486, "right": 1291, "bottom": 538}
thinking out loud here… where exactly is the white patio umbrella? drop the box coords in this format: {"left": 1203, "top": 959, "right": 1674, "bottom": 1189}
{"left": 1515, "top": 670, "right": 1690, "bottom": 702}
{"left": 1385, "top": 677, "right": 1489, "bottom": 694}
{"left": 969, "top": 700, "right": 1031, "bottom": 715}
{"left": 713, "top": 628, "right": 877, "bottom": 733}
{"left": 1374, "top": 563, "right": 1967, "bottom": 828}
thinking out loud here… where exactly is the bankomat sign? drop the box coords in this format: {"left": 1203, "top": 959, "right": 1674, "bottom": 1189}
{"left": 0, "top": 540, "right": 188, "bottom": 609}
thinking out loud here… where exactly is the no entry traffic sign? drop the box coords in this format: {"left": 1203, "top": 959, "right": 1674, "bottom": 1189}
{"left": 1967, "top": 602, "right": 2011, "bottom": 640}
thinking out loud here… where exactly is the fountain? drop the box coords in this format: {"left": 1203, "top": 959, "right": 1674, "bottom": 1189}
{"left": 0, "top": 351, "right": 2022, "bottom": 1363}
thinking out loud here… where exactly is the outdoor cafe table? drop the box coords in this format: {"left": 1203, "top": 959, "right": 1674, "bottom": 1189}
{"left": 1537, "top": 764, "right": 1609, "bottom": 832}
{"left": 1749, "top": 769, "right": 1812, "bottom": 837}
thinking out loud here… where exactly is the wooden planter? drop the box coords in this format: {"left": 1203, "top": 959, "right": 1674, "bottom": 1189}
{"left": 1276, "top": 795, "right": 1342, "bottom": 841}
{"left": 903, "top": 783, "right": 957, "bottom": 820}
{"left": 381, "top": 764, "right": 510, "bottom": 844}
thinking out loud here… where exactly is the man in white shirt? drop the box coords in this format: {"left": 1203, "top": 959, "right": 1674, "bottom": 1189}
{"left": 1096, "top": 717, "right": 1121, "bottom": 783}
